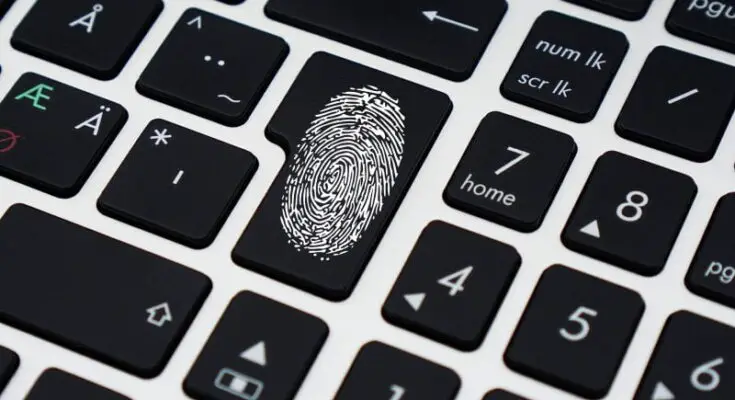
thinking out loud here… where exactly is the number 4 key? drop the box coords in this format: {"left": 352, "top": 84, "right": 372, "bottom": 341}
{"left": 383, "top": 221, "right": 521, "bottom": 351}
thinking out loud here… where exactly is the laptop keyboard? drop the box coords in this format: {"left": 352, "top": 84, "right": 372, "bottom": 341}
{"left": 0, "top": 0, "right": 734, "bottom": 399}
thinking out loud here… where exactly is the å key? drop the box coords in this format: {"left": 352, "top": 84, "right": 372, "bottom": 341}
{"left": 232, "top": 52, "right": 453, "bottom": 300}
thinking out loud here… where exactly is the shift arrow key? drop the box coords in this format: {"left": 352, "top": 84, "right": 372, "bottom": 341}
{"left": 0, "top": 204, "right": 211, "bottom": 377}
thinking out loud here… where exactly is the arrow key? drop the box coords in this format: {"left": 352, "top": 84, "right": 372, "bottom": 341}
{"left": 562, "top": 152, "right": 696, "bottom": 276}
{"left": 634, "top": 311, "right": 735, "bottom": 399}
{"left": 383, "top": 221, "right": 521, "bottom": 350}
{"left": 184, "top": 291, "right": 328, "bottom": 400}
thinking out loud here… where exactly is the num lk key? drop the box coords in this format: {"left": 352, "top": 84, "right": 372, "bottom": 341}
{"left": 501, "top": 11, "right": 628, "bottom": 122}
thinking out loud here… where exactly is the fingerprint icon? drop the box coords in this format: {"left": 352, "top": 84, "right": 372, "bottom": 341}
{"left": 280, "top": 85, "right": 406, "bottom": 261}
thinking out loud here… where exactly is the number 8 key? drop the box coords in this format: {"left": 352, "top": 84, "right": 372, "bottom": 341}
{"left": 562, "top": 151, "right": 697, "bottom": 276}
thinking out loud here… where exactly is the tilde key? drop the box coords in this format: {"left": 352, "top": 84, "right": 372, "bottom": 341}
{"left": 501, "top": 11, "right": 628, "bottom": 122}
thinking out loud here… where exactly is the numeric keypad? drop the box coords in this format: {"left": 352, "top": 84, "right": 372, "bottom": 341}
{"left": 562, "top": 151, "right": 696, "bottom": 276}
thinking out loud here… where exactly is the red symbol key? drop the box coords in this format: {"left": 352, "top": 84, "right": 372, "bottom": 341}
{"left": 0, "top": 129, "right": 20, "bottom": 153}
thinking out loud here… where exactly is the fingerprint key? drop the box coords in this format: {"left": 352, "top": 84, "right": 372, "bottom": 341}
{"left": 232, "top": 52, "right": 452, "bottom": 300}
{"left": 687, "top": 193, "right": 735, "bottom": 308}
{"left": 444, "top": 112, "right": 576, "bottom": 232}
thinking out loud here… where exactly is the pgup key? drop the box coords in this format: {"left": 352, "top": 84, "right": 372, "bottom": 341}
{"left": 502, "top": 11, "right": 628, "bottom": 122}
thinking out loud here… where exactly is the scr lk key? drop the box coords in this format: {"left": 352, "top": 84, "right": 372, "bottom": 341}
{"left": 502, "top": 12, "right": 628, "bottom": 122}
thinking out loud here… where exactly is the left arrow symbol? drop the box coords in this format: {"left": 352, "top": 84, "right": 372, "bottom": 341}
{"left": 404, "top": 293, "right": 426, "bottom": 311}
{"left": 422, "top": 10, "right": 478, "bottom": 32}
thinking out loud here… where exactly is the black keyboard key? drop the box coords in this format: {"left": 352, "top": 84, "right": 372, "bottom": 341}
{"left": 98, "top": 120, "right": 258, "bottom": 249}
{"left": 634, "top": 311, "right": 735, "bottom": 400}
{"left": 484, "top": 390, "right": 528, "bottom": 400}
{"left": 686, "top": 193, "right": 735, "bottom": 308}
{"left": 616, "top": 47, "right": 735, "bottom": 162}
{"left": 12, "top": 0, "right": 162, "bottom": 80}
{"left": 265, "top": 0, "right": 506, "bottom": 81}
{"left": 0, "top": 346, "right": 18, "bottom": 395}
{"left": 383, "top": 221, "right": 520, "bottom": 350}
{"left": 501, "top": 11, "right": 628, "bottom": 122}
{"left": 0, "top": 204, "right": 211, "bottom": 377}
{"left": 562, "top": 152, "right": 696, "bottom": 276}
{"left": 0, "top": 73, "right": 127, "bottom": 197}
{"left": 232, "top": 52, "right": 452, "bottom": 300}
{"left": 26, "top": 369, "right": 128, "bottom": 400}
{"left": 334, "top": 342, "right": 460, "bottom": 400}
{"left": 564, "top": 0, "right": 653, "bottom": 20}
{"left": 0, "top": 0, "right": 15, "bottom": 20}
{"left": 138, "top": 9, "right": 287, "bottom": 126}
{"left": 505, "top": 265, "right": 644, "bottom": 399}
{"left": 667, "top": 0, "right": 735, "bottom": 54}
{"left": 184, "top": 291, "right": 328, "bottom": 400}
{"left": 444, "top": 112, "right": 576, "bottom": 232}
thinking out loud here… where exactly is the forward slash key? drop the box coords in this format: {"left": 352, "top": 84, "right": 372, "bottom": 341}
{"left": 667, "top": 88, "right": 699, "bottom": 104}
